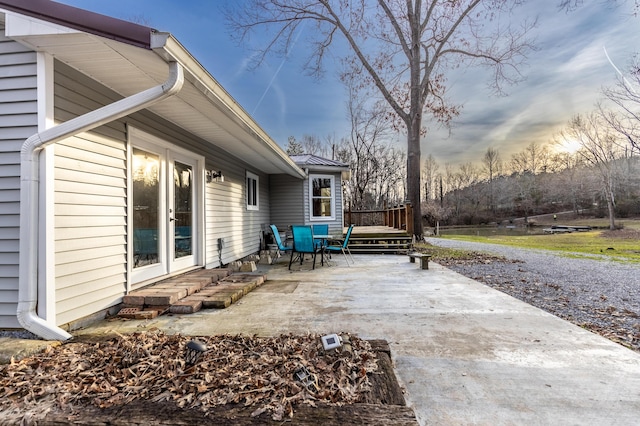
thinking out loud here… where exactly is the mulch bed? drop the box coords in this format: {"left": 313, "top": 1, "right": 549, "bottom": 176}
{"left": 0, "top": 331, "right": 416, "bottom": 425}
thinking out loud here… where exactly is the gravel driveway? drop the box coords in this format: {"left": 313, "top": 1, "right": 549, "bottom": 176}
{"left": 424, "top": 237, "right": 640, "bottom": 352}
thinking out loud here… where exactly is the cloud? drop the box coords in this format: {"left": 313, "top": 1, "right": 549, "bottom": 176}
{"left": 423, "top": 0, "right": 638, "bottom": 167}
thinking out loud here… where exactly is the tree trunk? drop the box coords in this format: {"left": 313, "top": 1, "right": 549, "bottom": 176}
{"left": 606, "top": 191, "right": 616, "bottom": 230}
{"left": 407, "top": 9, "right": 423, "bottom": 239}
{"left": 407, "top": 128, "right": 422, "bottom": 238}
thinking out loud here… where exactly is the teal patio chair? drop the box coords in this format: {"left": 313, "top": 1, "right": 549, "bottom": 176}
{"left": 324, "top": 224, "right": 355, "bottom": 266}
{"left": 270, "top": 224, "right": 292, "bottom": 264}
{"left": 312, "top": 224, "right": 329, "bottom": 249}
{"left": 289, "top": 225, "right": 323, "bottom": 270}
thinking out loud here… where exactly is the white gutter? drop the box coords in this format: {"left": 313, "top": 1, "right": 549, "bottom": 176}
{"left": 18, "top": 61, "right": 184, "bottom": 341}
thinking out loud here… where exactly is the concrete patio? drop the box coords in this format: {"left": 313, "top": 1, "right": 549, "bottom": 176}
{"left": 4, "top": 254, "right": 640, "bottom": 424}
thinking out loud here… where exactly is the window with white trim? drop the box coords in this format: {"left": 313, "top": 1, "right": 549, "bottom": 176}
{"left": 309, "top": 174, "right": 334, "bottom": 220}
{"left": 246, "top": 171, "right": 259, "bottom": 211}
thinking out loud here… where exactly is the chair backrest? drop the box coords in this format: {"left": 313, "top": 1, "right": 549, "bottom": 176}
{"left": 342, "top": 224, "right": 355, "bottom": 248}
{"left": 312, "top": 224, "right": 328, "bottom": 236}
{"left": 270, "top": 224, "right": 287, "bottom": 250}
{"left": 291, "top": 225, "right": 315, "bottom": 253}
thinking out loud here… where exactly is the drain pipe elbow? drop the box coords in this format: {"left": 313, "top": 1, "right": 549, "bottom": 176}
{"left": 17, "top": 62, "right": 184, "bottom": 341}
{"left": 17, "top": 133, "right": 72, "bottom": 341}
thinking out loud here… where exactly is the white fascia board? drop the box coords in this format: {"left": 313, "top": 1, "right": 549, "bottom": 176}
{"left": 4, "top": 11, "right": 80, "bottom": 38}
{"left": 305, "top": 165, "right": 350, "bottom": 173}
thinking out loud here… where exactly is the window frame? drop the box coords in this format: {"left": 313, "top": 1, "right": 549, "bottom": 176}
{"left": 308, "top": 174, "right": 335, "bottom": 221}
{"left": 246, "top": 171, "right": 259, "bottom": 211}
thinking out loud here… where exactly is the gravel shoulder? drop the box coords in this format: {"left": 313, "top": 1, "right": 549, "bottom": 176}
{"left": 424, "top": 237, "right": 640, "bottom": 352}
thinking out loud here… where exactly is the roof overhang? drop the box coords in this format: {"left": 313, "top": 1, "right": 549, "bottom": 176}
{"left": 0, "top": 1, "right": 306, "bottom": 178}
{"left": 304, "top": 165, "right": 350, "bottom": 173}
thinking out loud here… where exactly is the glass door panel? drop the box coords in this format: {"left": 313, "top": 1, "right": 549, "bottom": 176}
{"left": 129, "top": 129, "right": 201, "bottom": 285}
{"left": 173, "top": 161, "right": 193, "bottom": 259}
{"left": 132, "top": 148, "right": 160, "bottom": 268}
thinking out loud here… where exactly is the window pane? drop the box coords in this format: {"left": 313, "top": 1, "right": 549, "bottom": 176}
{"left": 312, "top": 198, "right": 332, "bottom": 217}
{"left": 312, "top": 178, "right": 331, "bottom": 197}
{"left": 247, "top": 177, "right": 251, "bottom": 205}
{"left": 252, "top": 178, "right": 257, "bottom": 205}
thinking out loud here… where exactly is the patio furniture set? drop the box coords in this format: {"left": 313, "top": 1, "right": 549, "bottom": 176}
{"left": 269, "top": 224, "right": 355, "bottom": 270}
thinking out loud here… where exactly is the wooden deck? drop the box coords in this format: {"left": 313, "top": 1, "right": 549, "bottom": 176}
{"left": 343, "top": 226, "right": 412, "bottom": 254}
{"left": 345, "top": 226, "right": 409, "bottom": 236}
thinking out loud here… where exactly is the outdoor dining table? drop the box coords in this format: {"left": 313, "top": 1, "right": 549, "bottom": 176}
{"left": 312, "top": 234, "right": 335, "bottom": 265}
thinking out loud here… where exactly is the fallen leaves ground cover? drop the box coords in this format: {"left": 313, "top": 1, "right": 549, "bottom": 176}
{"left": 0, "top": 331, "right": 378, "bottom": 423}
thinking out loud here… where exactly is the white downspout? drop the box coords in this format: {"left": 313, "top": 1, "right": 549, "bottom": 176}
{"left": 18, "top": 61, "right": 184, "bottom": 341}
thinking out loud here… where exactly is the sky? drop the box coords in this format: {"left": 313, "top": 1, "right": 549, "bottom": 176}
{"left": 54, "top": 0, "right": 639, "bottom": 167}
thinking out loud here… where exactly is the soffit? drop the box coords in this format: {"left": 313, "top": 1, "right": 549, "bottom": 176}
{"left": 6, "top": 19, "right": 303, "bottom": 177}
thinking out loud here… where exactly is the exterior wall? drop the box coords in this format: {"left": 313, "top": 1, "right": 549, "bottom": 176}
{"left": 0, "top": 31, "right": 37, "bottom": 328}
{"left": 53, "top": 63, "right": 129, "bottom": 326}
{"left": 269, "top": 174, "right": 304, "bottom": 232}
{"left": 203, "top": 162, "right": 271, "bottom": 268}
{"left": 51, "top": 60, "right": 274, "bottom": 327}
{"left": 302, "top": 172, "right": 344, "bottom": 235}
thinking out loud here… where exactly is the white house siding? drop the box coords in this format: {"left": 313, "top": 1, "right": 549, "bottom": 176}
{"left": 52, "top": 60, "right": 273, "bottom": 326}
{"left": 203, "top": 162, "right": 270, "bottom": 268}
{"left": 0, "top": 32, "right": 37, "bottom": 328}
{"left": 269, "top": 174, "right": 304, "bottom": 231}
{"left": 53, "top": 62, "right": 128, "bottom": 326}
{"left": 302, "top": 173, "right": 344, "bottom": 235}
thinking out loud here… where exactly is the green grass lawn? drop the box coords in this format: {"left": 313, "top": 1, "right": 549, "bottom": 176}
{"left": 439, "top": 229, "right": 640, "bottom": 263}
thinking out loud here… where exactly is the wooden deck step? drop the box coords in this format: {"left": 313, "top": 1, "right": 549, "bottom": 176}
{"left": 118, "top": 268, "right": 266, "bottom": 318}
{"left": 347, "top": 235, "right": 413, "bottom": 255}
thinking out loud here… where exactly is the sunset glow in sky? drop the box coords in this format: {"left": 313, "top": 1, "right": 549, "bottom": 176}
{"left": 55, "top": 0, "right": 639, "bottom": 167}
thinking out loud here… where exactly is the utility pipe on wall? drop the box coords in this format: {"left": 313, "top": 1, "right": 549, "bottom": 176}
{"left": 18, "top": 61, "right": 184, "bottom": 341}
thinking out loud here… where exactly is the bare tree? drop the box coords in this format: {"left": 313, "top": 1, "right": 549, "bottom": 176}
{"left": 560, "top": 113, "right": 626, "bottom": 229}
{"left": 226, "top": 1, "right": 534, "bottom": 237}
{"left": 341, "top": 76, "right": 395, "bottom": 210}
{"left": 508, "top": 143, "right": 550, "bottom": 223}
{"left": 601, "top": 57, "right": 640, "bottom": 153}
{"left": 421, "top": 154, "right": 439, "bottom": 202}
{"left": 482, "top": 147, "right": 501, "bottom": 213}
{"left": 558, "top": 0, "right": 639, "bottom": 14}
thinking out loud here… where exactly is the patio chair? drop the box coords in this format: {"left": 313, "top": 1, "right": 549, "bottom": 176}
{"left": 289, "top": 225, "right": 323, "bottom": 270}
{"left": 324, "top": 224, "right": 355, "bottom": 266}
{"left": 270, "top": 224, "right": 292, "bottom": 264}
{"left": 312, "top": 224, "right": 329, "bottom": 249}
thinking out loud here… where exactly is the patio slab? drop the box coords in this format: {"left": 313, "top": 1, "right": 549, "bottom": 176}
{"left": 7, "top": 255, "right": 640, "bottom": 425}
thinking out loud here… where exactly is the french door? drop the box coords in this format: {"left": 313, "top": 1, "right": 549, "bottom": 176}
{"left": 129, "top": 129, "right": 203, "bottom": 284}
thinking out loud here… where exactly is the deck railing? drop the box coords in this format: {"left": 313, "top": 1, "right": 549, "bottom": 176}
{"left": 344, "top": 203, "right": 413, "bottom": 235}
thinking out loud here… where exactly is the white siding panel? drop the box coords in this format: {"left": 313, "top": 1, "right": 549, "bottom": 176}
{"left": 56, "top": 225, "right": 124, "bottom": 240}
{"left": 0, "top": 34, "right": 36, "bottom": 328}
{"left": 55, "top": 282, "right": 125, "bottom": 326}
{"left": 0, "top": 75, "right": 36, "bottom": 90}
{"left": 0, "top": 101, "right": 37, "bottom": 116}
{"left": 0, "top": 89, "right": 38, "bottom": 105}
{"left": 55, "top": 254, "right": 125, "bottom": 282}
{"left": 269, "top": 174, "right": 304, "bottom": 230}
{"left": 0, "top": 63, "right": 37, "bottom": 78}
{"left": 53, "top": 61, "right": 128, "bottom": 326}
{"left": 0, "top": 176, "right": 19, "bottom": 190}
{"left": 0, "top": 278, "right": 18, "bottom": 291}
{"left": 0, "top": 189, "right": 19, "bottom": 202}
